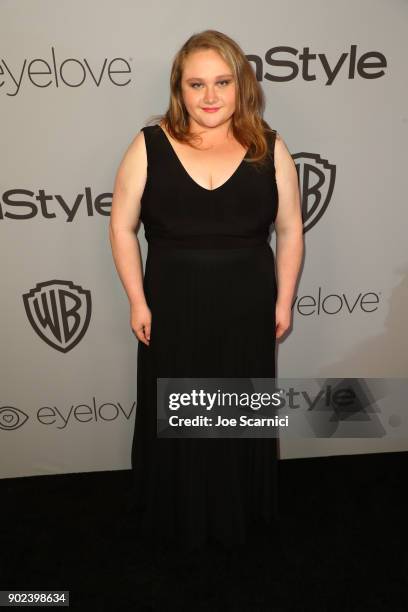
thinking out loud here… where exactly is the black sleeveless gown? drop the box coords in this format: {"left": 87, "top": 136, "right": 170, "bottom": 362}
{"left": 131, "top": 123, "right": 280, "bottom": 560}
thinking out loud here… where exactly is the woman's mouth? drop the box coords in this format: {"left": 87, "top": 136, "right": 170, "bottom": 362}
{"left": 202, "top": 108, "right": 220, "bottom": 113}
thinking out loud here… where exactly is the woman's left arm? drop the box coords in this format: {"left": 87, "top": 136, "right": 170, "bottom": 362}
{"left": 273, "top": 132, "right": 304, "bottom": 339}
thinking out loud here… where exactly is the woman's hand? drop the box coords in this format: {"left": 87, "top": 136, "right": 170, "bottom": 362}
{"left": 131, "top": 301, "right": 152, "bottom": 346}
{"left": 275, "top": 302, "right": 292, "bottom": 340}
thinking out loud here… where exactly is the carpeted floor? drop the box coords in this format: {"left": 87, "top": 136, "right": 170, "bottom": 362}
{"left": 1, "top": 451, "right": 407, "bottom": 611}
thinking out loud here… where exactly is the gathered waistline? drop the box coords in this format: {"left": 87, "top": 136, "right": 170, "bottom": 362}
{"left": 146, "top": 235, "right": 269, "bottom": 249}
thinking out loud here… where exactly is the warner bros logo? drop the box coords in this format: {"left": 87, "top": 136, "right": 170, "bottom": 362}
{"left": 293, "top": 152, "right": 336, "bottom": 233}
{"left": 23, "top": 280, "right": 92, "bottom": 353}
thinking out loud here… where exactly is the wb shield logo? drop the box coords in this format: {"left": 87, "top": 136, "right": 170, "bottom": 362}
{"left": 293, "top": 153, "right": 336, "bottom": 233}
{"left": 23, "top": 280, "right": 92, "bottom": 353}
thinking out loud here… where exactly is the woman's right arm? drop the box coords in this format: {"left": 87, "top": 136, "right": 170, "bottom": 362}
{"left": 109, "top": 130, "right": 151, "bottom": 346}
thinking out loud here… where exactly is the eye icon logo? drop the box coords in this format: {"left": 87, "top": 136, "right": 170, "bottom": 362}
{"left": 293, "top": 153, "right": 336, "bottom": 233}
{"left": 23, "top": 280, "right": 92, "bottom": 353}
{"left": 0, "top": 406, "right": 29, "bottom": 430}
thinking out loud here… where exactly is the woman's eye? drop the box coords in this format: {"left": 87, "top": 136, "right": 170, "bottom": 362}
{"left": 190, "top": 80, "right": 231, "bottom": 89}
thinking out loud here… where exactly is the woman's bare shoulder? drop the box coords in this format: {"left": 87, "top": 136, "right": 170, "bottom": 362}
{"left": 273, "top": 131, "right": 295, "bottom": 173}
{"left": 114, "top": 129, "right": 148, "bottom": 193}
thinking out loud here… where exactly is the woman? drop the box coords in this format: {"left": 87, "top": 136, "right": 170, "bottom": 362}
{"left": 109, "top": 30, "right": 303, "bottom": 562}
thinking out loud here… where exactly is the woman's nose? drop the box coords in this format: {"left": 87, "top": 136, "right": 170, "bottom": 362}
{"left": 203, "top": 88, "right": 217, "bottom": 104}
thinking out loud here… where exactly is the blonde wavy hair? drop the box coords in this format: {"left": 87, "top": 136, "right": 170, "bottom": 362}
{"left": 146, "top": 29, "right": 275, "bottom": 169}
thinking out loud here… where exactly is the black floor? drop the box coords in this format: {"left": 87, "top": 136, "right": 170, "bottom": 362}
{"left": 1, "top": 451, "right": 407, "bottom": 611}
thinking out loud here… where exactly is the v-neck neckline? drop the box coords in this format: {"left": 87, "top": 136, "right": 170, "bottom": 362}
{"left": 156, "top": 124, "right": 249, "bottom": 193}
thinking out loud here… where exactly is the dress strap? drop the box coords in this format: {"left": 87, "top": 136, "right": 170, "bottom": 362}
{"left": 140, "top": 124, "right": 163, "bottom": 166}
{"left": 266, "top": 129, "right": 277, "bottom": 159}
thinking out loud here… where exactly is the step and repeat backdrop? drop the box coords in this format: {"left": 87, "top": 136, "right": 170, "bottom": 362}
{"left": 1, "top": 0, "right": 407, "bottom": 478}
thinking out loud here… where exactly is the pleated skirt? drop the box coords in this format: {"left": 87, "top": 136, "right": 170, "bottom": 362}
{"left": 131, "top": 242, "right": 280, "bottom": 555}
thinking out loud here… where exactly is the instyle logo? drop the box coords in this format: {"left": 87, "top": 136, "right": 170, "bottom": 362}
{"left": 293, "top": 287, "right": 381, "bottom": 315}
{"left": 293, "top": 153, "right": 336, "bottom": 232}
{"left": 246, "top": 44, "right": 387, "bottom": 85}
{"left": 0, "top": 46, "right": 132, "bottom": 97}
{"left": 1, "top": 153, "right": 331, "bottom": 230}
{"left": 23, "top": 280, "right": 92, "bottom": 352}
{"left": 0, "top": 187, "right": 111, "bottom": 221}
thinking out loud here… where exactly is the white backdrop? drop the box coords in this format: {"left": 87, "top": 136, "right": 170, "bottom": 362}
{"left": 1, "top": 0, "right": 407, "bottom": 478}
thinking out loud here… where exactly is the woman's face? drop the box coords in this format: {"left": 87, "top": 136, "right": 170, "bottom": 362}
{"left": 180, "top": 48, "right": 237, "bottom": 130}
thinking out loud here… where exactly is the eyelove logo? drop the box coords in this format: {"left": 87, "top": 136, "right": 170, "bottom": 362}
{"left": 293, "top": 287, "right": 381, "bottom": 315}
{"left": 23, "top": 280, "right": 92, "bottom": 352}
{"left": 0, "top": 398, "right": 136, "bottom": 430}
{"left": 0, "top": 46, "right": 131, "bottom": 96}
{"left": 0, "top": 406, "right": 29, "bottom": 430}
